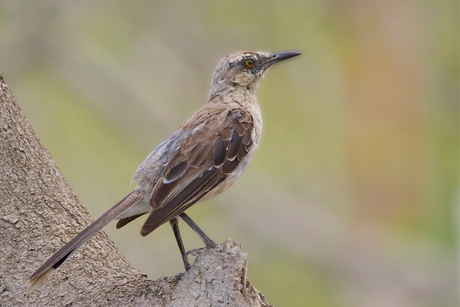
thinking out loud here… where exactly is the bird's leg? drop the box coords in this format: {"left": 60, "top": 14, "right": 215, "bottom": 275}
{"left": 169, "top": 217, "right": 191, "bottom": 271}
{"left": 179, "top": 212, "right": 217, "bottom": 248}
{"left": 179, "top": 213, "right": 218, "bottom": 267}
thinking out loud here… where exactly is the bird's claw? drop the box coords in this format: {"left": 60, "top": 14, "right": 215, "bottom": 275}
{"left": 183, "top": 243, "right": 218, "bottom": 271}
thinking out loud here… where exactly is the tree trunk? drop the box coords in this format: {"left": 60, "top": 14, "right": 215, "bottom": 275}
{"left": 0, "top": 72, "right": 270, "bottom": 307}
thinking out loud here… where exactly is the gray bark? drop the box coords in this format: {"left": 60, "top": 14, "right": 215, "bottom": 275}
{"left": 0, "top": 72, "right": 270, "bottom": 307}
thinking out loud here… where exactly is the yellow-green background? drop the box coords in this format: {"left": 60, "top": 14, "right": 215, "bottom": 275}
{"left": 1, "top": 1, "right": 458, "bottom": 306}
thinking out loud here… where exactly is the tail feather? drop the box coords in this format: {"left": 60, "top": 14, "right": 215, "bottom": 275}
{"left": 27, "top": 190, "right": 145, "bottom": 291}
{"left": 116, "top": 212, "right": 147, "bottom": 229}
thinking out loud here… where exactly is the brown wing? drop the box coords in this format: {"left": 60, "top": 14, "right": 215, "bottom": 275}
{"left": 140, "top": 109, "right": 254, "bottom": 236}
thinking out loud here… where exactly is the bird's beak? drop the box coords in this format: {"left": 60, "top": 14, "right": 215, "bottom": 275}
{"left": 264, "top": 51, "right": 301, "bottom": 68}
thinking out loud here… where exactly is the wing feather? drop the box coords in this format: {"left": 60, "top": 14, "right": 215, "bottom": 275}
{"left": 140, "top": 108, "right": 254, "bottom": 236}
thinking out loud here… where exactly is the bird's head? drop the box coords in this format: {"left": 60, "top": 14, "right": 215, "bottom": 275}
{"left": 210, "top": 51, "right": 300, "bottom": 95}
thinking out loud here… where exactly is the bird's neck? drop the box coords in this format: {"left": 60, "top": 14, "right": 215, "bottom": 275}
{"left": 207, "top": 81, "right": 258, "bottom": 104}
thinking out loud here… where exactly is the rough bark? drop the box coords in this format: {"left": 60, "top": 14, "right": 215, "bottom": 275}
{"left": 0, "top": 72, "right": 270, "bottom": 307}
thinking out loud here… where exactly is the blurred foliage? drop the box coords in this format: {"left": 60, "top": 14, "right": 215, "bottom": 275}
{"left": 0, "top": 0, "right": 458, "bottom": 306}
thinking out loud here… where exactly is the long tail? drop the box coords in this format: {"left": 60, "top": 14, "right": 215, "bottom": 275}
{"left": 27, "top": 190, "right": 145, "bottom": 292}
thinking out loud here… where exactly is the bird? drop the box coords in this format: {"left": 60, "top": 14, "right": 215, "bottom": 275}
{"left": 27, "top": 50, "right": 300, "bottom": 291}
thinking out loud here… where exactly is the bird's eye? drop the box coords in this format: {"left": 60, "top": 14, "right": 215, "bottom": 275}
{"left": 245, "top": 59, "right": 254, "bottom": 67}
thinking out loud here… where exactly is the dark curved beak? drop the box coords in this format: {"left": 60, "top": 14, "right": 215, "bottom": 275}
{"left": 264, "top": 51, "right": 301, "bottom": 68}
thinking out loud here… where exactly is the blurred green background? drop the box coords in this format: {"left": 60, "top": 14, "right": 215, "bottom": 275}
{"left": 1, "top": 1, "right": 458, "bottom": 306}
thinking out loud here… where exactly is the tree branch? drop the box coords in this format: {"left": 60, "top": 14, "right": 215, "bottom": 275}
{"left": 0, "top": 72, "right": 270, "bottom": 306}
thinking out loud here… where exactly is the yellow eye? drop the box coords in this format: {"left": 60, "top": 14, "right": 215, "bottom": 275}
{"left": 245, "top": 59, "right": 254, "bottom": 67}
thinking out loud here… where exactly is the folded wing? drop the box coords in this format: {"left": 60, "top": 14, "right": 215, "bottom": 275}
{"left": 140, "top": 109, "right": 253, "bottom": 236}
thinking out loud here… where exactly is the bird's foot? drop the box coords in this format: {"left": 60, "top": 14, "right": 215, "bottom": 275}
{"left": 174, "top": 272, "right": 186, "bottom": 283}
{"left": 183, "top": 242, "right": 218, "bottom": 271}
{"left": 183, "top": 258, "right": 192, "bottom": 272}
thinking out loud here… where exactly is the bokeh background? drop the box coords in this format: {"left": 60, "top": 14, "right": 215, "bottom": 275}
{"left": 0, "top": 1, "right": 458, "bottom": 306}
